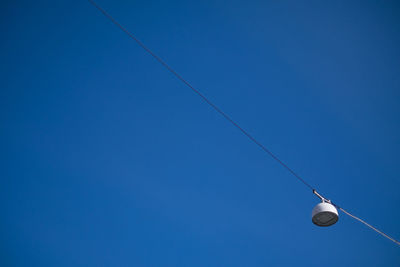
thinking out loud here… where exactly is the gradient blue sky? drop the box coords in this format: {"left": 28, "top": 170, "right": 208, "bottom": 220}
{"left": 2, "top": 0, "right": 400, "bottom": 266}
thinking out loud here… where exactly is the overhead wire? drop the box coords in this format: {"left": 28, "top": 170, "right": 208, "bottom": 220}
{"left": 88, "top": 0, "right": 400, "bottom": 247}
{"left": 87, "top": 0, "right": 314, "bottom": 191}
{"left": 339, "top": 207, "right": 400, "bottom": 246}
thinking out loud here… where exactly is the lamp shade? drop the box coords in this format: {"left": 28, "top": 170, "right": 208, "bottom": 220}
{"left": 312, "top": 202, "right": 338, "bottom": 226}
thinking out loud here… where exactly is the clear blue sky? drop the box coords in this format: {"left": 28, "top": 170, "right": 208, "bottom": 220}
{"left": 2, "top": 0, "right": 400, "bottom": 266}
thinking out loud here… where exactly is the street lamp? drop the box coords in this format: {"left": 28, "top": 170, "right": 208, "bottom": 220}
{"left": 312, "top": 190, "right": 339, "bottom": 227}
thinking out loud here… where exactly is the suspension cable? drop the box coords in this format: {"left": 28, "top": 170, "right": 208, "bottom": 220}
{"left": 88, "top": 0, "right": 400, "bottom": 247}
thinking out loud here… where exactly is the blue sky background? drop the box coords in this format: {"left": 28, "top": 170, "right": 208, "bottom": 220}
{"left": 1, "top": 0, "right": 400, "bottom": 266}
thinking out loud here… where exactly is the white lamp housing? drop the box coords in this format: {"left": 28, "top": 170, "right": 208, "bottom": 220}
{"left": 312, "top": 202, "right": 339, "bottom": 227}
